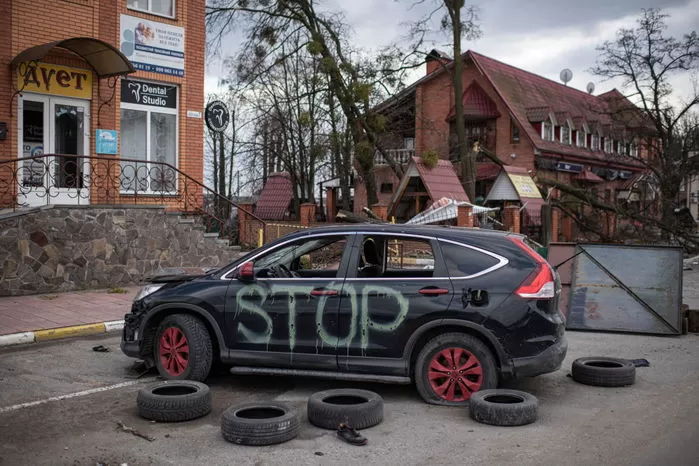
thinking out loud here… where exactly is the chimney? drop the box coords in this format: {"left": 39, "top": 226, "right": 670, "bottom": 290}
{"left": 426, "top": 49, "right": 452, "bottom": 75}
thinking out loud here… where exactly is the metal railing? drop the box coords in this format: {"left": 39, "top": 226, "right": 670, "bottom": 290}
{"left": 374, "top": 148, "right": 415, "bottom": 165}
{"left": 0, "top": 154, "right": 266, "bottom": 247}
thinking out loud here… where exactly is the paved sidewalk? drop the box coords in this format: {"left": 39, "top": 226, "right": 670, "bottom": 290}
{"left": 0, "top": 287, "right": 138, "bottom": 336}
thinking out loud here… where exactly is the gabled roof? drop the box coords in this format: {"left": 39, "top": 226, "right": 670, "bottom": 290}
{"left": 413, "top": 157, "right": 470, "bottom": 203}
{"left": 447, "top": 81, "right": 500, "bottom": 120}
{"left": 467, "top": 51, "right": 638, "bottom": 164}
{"left": 255, "top": 172, "right": 294, "bottom": 220}
{"left": 390, "top": 157, "right": 469, "bottom": 213}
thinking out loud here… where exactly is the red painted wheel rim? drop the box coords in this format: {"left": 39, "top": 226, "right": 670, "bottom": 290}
{"left": 159, "top": 327, "right": 189, "bottom": 376}
{"left": 428, "top": 347, "right": 483, "bottom": 401}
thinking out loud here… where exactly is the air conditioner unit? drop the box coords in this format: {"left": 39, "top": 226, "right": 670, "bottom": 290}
{"left": 555, "top": 162, "right": 584, "bottom": 173}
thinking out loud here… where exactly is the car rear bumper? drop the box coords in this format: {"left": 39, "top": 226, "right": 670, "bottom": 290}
{"left": 511, "top": 335, "right": 568, "bottom": 378}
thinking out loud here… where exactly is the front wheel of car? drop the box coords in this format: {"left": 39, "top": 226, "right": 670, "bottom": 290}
{"left": 154, "top": 314, "right": 213, "bottom": 381}
{"left": 415, "top": 332, "right": 498, "bottom": 406}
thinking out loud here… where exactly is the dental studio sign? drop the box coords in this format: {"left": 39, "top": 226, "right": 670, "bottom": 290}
{"left": 17, "top": 63, "right": 92, "bottom": 99}
{"left": 120, "top": 79, "right": 176, "bottom": 109}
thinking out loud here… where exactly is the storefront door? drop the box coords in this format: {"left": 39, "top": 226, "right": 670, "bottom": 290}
{"left": 19, "top": 94, "right": 90, "bottom": 206}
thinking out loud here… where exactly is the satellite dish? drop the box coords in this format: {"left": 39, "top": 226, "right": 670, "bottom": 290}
{"left": 560, "top": 68, "right": 573, "bottom": 86}
{"left": 586, "top": 82, "right": 595, "bottom": 94}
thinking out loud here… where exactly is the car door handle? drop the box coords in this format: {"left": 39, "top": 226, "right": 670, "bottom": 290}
{"left": 419, "top": 287, "right": 450, "bottom": 296}
{"left": 310, "top": 288, "right": 339, "bottom": 296}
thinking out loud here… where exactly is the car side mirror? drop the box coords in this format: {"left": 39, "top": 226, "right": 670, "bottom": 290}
{"left": 237, "top": 261, "right": 255, "bottom": 281}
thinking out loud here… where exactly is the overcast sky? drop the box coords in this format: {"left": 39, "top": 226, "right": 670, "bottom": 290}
{"left": 205, "top": 0, "right": 699, "bottom": 105}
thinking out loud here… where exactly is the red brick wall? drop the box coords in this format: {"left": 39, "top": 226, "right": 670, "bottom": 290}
{"left": 0, "top": 0, "right": 205, "bottom": 209}
{"left": 414, "top": 58, "right": 537, "bottom": 171}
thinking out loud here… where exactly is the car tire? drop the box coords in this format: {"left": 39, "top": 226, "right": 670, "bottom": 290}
{"left": 571, "top": 357, "right": 635, "bottom": 387}
{"left": 415, "top": 332, "right": 498, "bottom": 406}
{"left": 137, "top": 380, "right": 211, "bottom": 422}
{"left": 154, "top": 314, "right": 213, "bottom": 382}
{"left": 469, "top": 389, "right": 538, "bottom": 426}
{"left": 221, "top": 402, "right": 300, "bottom": 446}
{"left": 307, "top": 389, "right": 384, "bottom": 430}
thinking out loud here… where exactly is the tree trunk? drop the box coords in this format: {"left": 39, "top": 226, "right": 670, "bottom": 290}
{"left": 449, "top": 4, "right": 476, "bottom": 202}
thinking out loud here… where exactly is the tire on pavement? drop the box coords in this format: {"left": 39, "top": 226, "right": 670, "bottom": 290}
{"left": 137, "top": 380, "right": 211, "bottom": 422}
{"left": 307, "top": 389, "right": 383, "bottom": 430}
{"left": 154, "top": 313, "right": 213, "bottom": 382}
{"left": 469, "top": 389, "right": 538, "bottom": 426}
{"left": 571, "top": 357, "right": 636, "bottom": 387}
{"left": 415, "top": 332, "right": 498, "bottom": 406}
{"left": 221, "top": 402, "right": 300, "bottom": 446}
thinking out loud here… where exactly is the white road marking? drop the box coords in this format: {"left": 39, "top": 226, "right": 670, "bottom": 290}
{"left": 0, "top": 378, "right": 156, "bottom": 414}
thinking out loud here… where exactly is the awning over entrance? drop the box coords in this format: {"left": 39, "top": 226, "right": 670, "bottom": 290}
{"left": 11, "top": 37, "right": 135, "bottom": 78}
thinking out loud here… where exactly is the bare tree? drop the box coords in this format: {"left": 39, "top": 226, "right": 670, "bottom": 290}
{"left": 588, "top": 8, "right": 698, "bottom": 236}
{"left": 207, "top": 0, "right": 407, "bottom": 207}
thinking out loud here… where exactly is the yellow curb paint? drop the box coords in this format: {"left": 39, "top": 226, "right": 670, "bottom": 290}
{"left": 34, "top": 323, "right": 106, "bottom": 342}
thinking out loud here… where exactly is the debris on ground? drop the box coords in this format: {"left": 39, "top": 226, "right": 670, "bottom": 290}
{"left": 107, "top": 287, "right": 128, "bottom": 294}
{"left": 629, "top": 359, "right": 650, "bottom": 367}
{"left": 92, "top": 345, "right": 110, "bottom": 353}
{"left": 116, "top": 421, "right": 155, "bottom": 442}
{"left": 38, "top": 295, "right": 59, "bottom": 300}
{"left": 124, "top": 360, "right": 153, "bottom": 379}
{"left": 336, "top": 423, "right": 367, "bottom": 446}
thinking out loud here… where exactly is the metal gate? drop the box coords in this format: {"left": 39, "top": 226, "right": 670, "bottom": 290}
{"left": 567, "top": 244, "right": 682, "bottom": 335}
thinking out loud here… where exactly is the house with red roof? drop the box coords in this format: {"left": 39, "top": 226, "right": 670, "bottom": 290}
{"left": 359, "top": 50, "right": 653, "bottom": 240}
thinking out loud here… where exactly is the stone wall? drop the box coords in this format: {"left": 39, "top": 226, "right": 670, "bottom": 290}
{"left": 0, "top": 206, "right": 242, "bottom": 296}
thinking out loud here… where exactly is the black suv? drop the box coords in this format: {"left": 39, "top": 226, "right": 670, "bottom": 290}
{"left": 122, "top": 225, "right": 567, "bottom": 405}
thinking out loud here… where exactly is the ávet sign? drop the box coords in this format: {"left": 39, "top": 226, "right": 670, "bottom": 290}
{"left": 17, "top": 63, "right": 92, "bottom": 99}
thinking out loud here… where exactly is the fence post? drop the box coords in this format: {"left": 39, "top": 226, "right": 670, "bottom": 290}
{"left": 456, "top": 204, "right": 473, "bottom": 227}
{"left": 503, "top": 205, "right": 521, "bottom": 233}
{"left": 237, "top": 203, "right": 254, "bottom": 246}
{"left": 300, "top": 203, "right": 316, "bottom": 226}
{"left": 551, "top": 208, "right": 560, "bottom": 242}
{"left": 326, "top": 187, "right": 337, "bottom": 222}
{"left": 372, "top": 203, "right": 388, "bottom": 221}
{"left": 541, "top": 203, "right": 552, "bottom": 245}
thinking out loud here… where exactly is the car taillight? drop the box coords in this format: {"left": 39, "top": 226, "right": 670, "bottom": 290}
{"left": 508, "top": 236, "right": 555, "bottom": 299}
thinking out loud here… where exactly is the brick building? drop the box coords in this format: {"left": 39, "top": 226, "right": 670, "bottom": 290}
{"left": 359, "top": 50, "right": 651, "bottom": 240}
{"left": 0, "top": 0, "right": 205, "bottom": 209}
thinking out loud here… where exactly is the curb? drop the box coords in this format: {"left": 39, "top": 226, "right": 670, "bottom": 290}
{"left": 0, "top": 320, "right": 124, "bottom": 348}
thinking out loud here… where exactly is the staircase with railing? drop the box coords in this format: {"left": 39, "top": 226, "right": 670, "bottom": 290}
{"left": 0, "top": 154, "right": 266, "bottom": 248}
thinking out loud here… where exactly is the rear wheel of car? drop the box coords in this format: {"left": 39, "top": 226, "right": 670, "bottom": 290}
{"left": 154, "top": 314, "right": 213, "bottom": 382}
{"left": 415, "top": 332, "right": 498, "bottom": 406}
{"left": 571, "top": 357, "right": 635, "bottom": 387}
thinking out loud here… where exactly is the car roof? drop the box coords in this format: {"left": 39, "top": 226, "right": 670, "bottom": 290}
{"left": 282, "top": 223, "right": 519, "bottom": 243}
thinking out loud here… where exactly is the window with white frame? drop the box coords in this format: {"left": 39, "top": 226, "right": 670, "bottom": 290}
{"left": 120, "top": 79, "right": 178, "bottom": 193}
{"left": 542, "top": 119, "right": 553, "bottom": 141}
{"left": 630, "top": 141, "right": 638, "bottom": 157}
{"left": 591, "top": 133, "right": 599, "bottom": 151}
{"left": 561, "top": 123, "right": 571, "bottom": 145}
{"left": 604, "top": 137, "right": 612, "bottom": 153}
{"left": 127, "top": 0, "right": 175, "bottom": 18}
{"left": 576, "top": 130, "right": 587, "bottom": 147}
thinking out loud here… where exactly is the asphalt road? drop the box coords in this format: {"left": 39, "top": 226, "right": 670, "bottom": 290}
{"left": 0, "top": 331, "right": 698, "bottom": 466}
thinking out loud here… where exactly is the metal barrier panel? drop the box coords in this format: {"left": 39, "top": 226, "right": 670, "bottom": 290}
{"left": 567, "top": 244, "right": 682, "bottom": 335}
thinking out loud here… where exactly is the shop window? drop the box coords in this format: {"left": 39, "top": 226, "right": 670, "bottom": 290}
{"left": 127, "top": 0, "right": 174, "bottom": 18}
{"left": 120, "top": 79, "right": 178, "bottom": 193}
{"left": 511, "top": 119, "right": 520, "bottom": 143}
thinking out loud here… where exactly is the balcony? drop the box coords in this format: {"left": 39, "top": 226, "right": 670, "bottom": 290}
{"left": 374, "top": 148, "right": 415, "bottom": 165}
